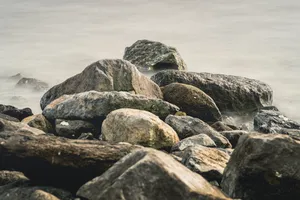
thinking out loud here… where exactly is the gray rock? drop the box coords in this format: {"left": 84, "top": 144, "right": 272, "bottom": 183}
{"left": 55, "top": 119, "right": 99, "bottom": 139}
{"left": 162, "top": 83, "right": 222, "bottom": 123}
{"left": 0, "top": 113, "right": 19, "bottom": 122}
{"left": 0, "top": 104, "right": 33, "bottom": 121}
{"left": 0, "top": 171, "right": 29, "bottom": 186}
{"left": 151, "top": 71, "right": 273, "bottom": 115}
{"left": 78, "top": 133, "right": 95, "bottom": 140}
{"left": 219, "top": 130, "right": 249, "bottom": 148}
{"left": 221, "top": 133, "right": 300, "bottom": 200}
{"left": 77, "top": 148, "right": 230, "bottom": 200}
{"left": 16, "top": 78, "right": 49, "bottom": 92}
{"left": 43, "top": 91, "right": 178, "bottom": 120}
{"left": 40, "top": 59, "right": 163, "bottom": 110}
{"left": 123, "top": 39, "right": 187, "bottom": 71}
{"left": 165, "top": 115, "right": 232, "bottom": 148}
{"left": 211, "top": 121, "right": 234, "bottom": 132}
{"left": 9, "top": 73, "right": 22, "bottom": 81}
{"left": 171, "top": 134, "right": 216, "bottom": 152}
{"left": 0, "top": 118, "right": 45, "bottom": 136}
{"left": 22, "top": 114, "right": 54, "bottom": 133}
{"left": 101, "top": 109, "right": 179, "bottom": 150}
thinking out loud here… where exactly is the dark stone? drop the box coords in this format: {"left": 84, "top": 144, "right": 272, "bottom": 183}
{"left": 0, "top": 113, "right": 20, "bottom": 122}
{"left": 211, "top": 121, "right": 233, "bottom": 132}
{"left": 0, "top": 104, "right": 33, "bottom": 121}
{"left": 219, "top": 130, "right": 249, "bottom": 148}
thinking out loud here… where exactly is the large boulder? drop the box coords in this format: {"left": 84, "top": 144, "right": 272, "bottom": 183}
{"left": 0, "top": 104, "right": 33, "bottom": 121}
{"left": 0, "top": 118, "right": 45, "bottom": 136}
{"left": 171, "top": 134, "right": 216, "bottom": 152}
{"left": 221, "top": 133, "right": 300, "bottom": 200}
{"left": 162, "top": 83, "right": 222, "bottom": 123}
{"left": 101, "top": 109, "right": 179, "bottom": 150}
{"left": 77, "top": 148, "right": 230, "bottom": 200}
{"left": 0, "top": 131, "right": 139, "bottom": 192}
{"left": 22, "top": 114, "right": 54, "bottom": 133}
{"left": 165, "top": 115, "right": 232, "bottom": 148}
{"left": 16, "top": 78, "right": 49, "bottom": 92}
{"left": 43, "top": 91, "right": 178, "bottom": 121}
{"left": 151, "top": 71, "right": 273, "bottom": 115}
{"left": 123, "top": 39, "right": 187, "bottom": 71}
{"left": 40, "top": 59, "right": 163, "bottom": 110}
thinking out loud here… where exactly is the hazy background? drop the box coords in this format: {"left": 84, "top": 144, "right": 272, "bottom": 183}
{"left": 0, "top": 0, "right": 299, "bottom": 122}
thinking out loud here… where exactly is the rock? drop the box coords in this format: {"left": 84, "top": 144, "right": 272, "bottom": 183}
{"left": 178, "top": 145, "right": 230, "bottom": 183}
{"left": 0, "top": 118, "right": 45, "bottom": 136}
{"left": 55, "top": 119, "right": 99, "bottom": 139}
{"left": 211, "top": 121, "right": 234, "bottom": 132}
{"left": 0, "top": 104, "right": 33, "bottom": 121}
{"left": 77, "top": 148, "right": 230, "bottom": 200}
{"left": 0, "top": 171, "right": 29, "bottom": 186}
{"left": 219, "top": 130, "right": 249, "bottom": 148}
{"left": 102, "top": 109, "right": 179, "bottom": 150}
{"left": 9, "top": 73, "right": 22, "bottom": 81}
{"left": 0, "top": 113, "right": 19, "bottom": 122}
{"left": 162, "top": 83, "right": 222, "bottom": 123}
{"left": 171, "top": 134, "right": 217, "bottom": 152}
{"left": 151, "top": 71, "right": 273, "bottom": 115}
{"left": 123, "top": 39, "right": 187, "bottom": 71}
{"left": 254, "top": 109, "right": 300, "bottom": 140}
{"left": 16, "top": 78, "right": 49, "bottom": 91}
{"left": 221, "top": 133, "right": 300, "bottom": 200}
{"left": 165, "top": 115, "right": 232, "bottom": 148}
{"left": 22, "top": 114, "right": 54, "bottom": 133}
{"left": 78, "top": 133, "right": 95, "bottom": 140}
{"left": 0, "top": 131, "right": 139, "bottom": 192}
{"left": 43, "top": 91, "right": 178, "bottom": 121}
{"left": 40, "top": 59, "right": 163, "bottom": 110}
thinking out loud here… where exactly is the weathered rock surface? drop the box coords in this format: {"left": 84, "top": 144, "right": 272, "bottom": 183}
{"left": 0, "top": 104, "right": 33, "bottom": 121}
{"left": 171, "top": 134, "right": 216, "bottom": 152}
{"left": 219, "top": 130, "right": 249, "bottom": 148}
{"left": 221, "top": 133, "right": 300, "bottom": 200}
{"left": 211, "top": 121, "right": 234, "bottom": 132}
{"left": 77, "top": 148, "right": 230, "bottom": 200}
{"left": 162, "top": 83, "right": 222, "bottom": 123}
{"left": 22, "top": 114, "right": 54, "bottom": 133}
{"left": 16, "top": 78, "right": 49, "bottom": 91}
{"left": 254, "top": 109, "right": 300, "bottom": 140}
{"left": 0, "top": 113, "right": 19, "bottom": 122}
{"left": 0, "top": 171, "right": 29, "bottom": 186}
{"left": 0, "top": 118, "right": 45, "bottom": 136}
{"left": 151, "top": 71, "right": 273, "bottom": 115}
{"left": 43, "top": 91, "right": 178, "bottom": 120}
{"left": 0, "top": 132, "right": 139, "bottom": 192}
{"left": 55, "top": 119, "right": 99, "bottom": 139}
{"left": 165, "top": 115, "right": 232, "bottom": 148}
{"left": 102, "top": 109, "right": 179, "bottom": 150}
{"left": 123, "top": 39, "right": 187, "bottom": 71}
{"left": 40, "top": 59, "right": 163, "bottom": 110}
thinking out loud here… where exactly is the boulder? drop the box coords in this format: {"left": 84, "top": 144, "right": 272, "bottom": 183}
{"left": 22, "top": 114, "right": 54, "bottom": 133}
{"left": 43, "top": 91, "right": 178, "bottom": 121}
{"left": 55, "top": 119, "right": 99, "bottom": 139}
{"left": 77, "top": 148, "right": 230, "bottom": 200}
{"left": 0, "top": 113, "right": 19, "bottom": 122}
{"left": 0, "top": 118, "right": 45, "bottom": 136}
{"left": 151, "top": 71, "right": 273, "bottom": 115}
{"left": 16, "top": 78, "right": 49, "bottom": 92}
{"left": 171, "top": 134, "right": 216, "bottom": 152}
{"left": 0, "top": 131, "right": 139, "bottom": 192}
{"left": 219, "top": 130, "right": 249, "bottom": 148}
{"left": 211, "top": 121, "right": 234, "bottom": 132}
{"left": 221, "top": 133, "right": 300, "bottom": 200}
{"left": 123, "top": 39, "right": 187, "bottom": 71}
{"left": 162, "top": 83, "right": 222, "bottom": 123}
{"left": 101, "top": 109, "right": 179, "bottom": 150}
{"left": 40, "top": 59, "right": 163, "bottom": 110}
{"left": 0, "top": 104, "right": 33, "bottom": 121}
{"left": 0, "top": 171, "right": 29, "bottom": 186}
{"left": 165, "top": 115, "right": 232, "bottom": 148}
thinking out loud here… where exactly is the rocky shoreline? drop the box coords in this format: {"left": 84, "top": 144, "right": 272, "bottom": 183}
{"left": 0, "top": 39, "right": 299, "bottom": 200}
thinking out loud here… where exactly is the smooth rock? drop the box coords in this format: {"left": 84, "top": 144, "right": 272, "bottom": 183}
{"left": 123, "top": 39, "right": 187, "bottom": 71}
{"left": 0, "top": 104, "right": 33, "bottom": 121}
{"left": 221, "top": 133, "right": 300, "bottom": 200}
{"left": 16, "top": 78, "right": 49, "bottom": 92}
{"left": 102, "top": 109, "right": 179, "bottom": 150}
{"left": 171, "top": 134, "right": 216, "bottom": 152}
{"left": 77, "top": 148, "right": 230, "bottom": 200}
{"left": 40, "top": 59, "right": 162, "bottom": 110}
{"left": 22, "top": 114, "right": 54, "bottom": 133}
{"left": 219, "top": 130, "right": 249, "bottom": 148}
{"left": 162, "top": 83, "right": 222, "bottom": 123}
{"left": 165, "top": 115, "right": 232, "bottom": 148}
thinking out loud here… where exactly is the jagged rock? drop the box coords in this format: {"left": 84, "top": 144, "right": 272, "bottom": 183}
{"left": 22, "top": 114, "right": 54, "bottom": 133}
{"left": 16, "top": 78, "right": 49, "bottom": 92}
{"left": 219, "top": 130, "right": 249, "bottom": 148}
{"left": 0, "top": 131, "right": 139, "bottom": 192}
{"left": 171, "top": 134, "right": 216, "bottom": 152}
{"left": 40, "top": 59, "right": 163, "bottom": 110}
{"left": 0, "top": 104, "right": 33, "bottom": 121}
{"left": 254, "top": 109, "right": 300, "bottom": 140}
{"left": 151, "top": 71, "right": 273, "bottom": 115}
{"left": 0, "top": 118, "right": 45, "bottom": 136}
{"left": 77, "top": 148, "right": 230, "bottom": 200}
{"left": 162, "top": 83, "right": 222, "bottom": 123}
{"left": 123, "top": 39, "right": 187, "bottom": 71}
{"left": 221, "top": 133, "right": 300, "bottom": 200}
{"left": 0, "top": 113, "right": 19, "bottom": 122}
{"left": 43, "top": 91, "right": 178, "bottom": 121}
{"left": 0, "top": 171, "right": 29, "bottom": 186}
{"left": 165, "top": 115, "right": 231, "bottom": 148}
{"left": 102, "top": 109, "right": 179, "bottom": 150}
{"left": 211, "top": 121, "right": 234, "bottom": 132}
{"left": 55, "top": 119, "right": 99, "bottom": 139}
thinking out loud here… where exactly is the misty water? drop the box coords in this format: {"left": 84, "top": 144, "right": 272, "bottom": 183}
{"left": 0, "top": 0, "right": 299, "bottom": 122}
